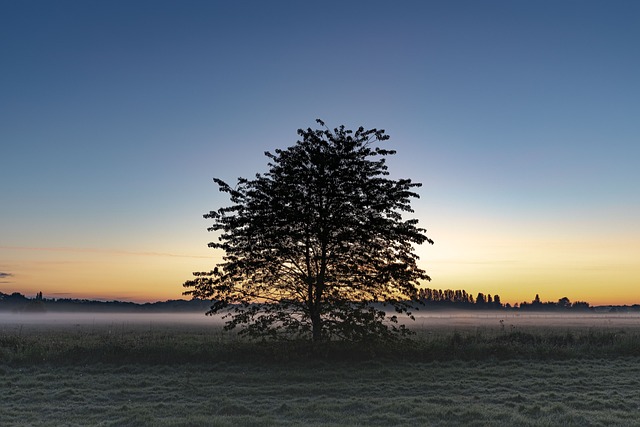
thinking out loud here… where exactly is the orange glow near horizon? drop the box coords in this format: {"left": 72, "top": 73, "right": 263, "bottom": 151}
{"left": 2, "top": 225, "right": 639, "bottom": 306}
{"left": 0, "top": 245, "right": 217, "bottom": 303}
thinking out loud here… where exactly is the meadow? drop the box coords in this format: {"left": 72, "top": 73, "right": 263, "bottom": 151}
{"left": 2, "top": 312, "right": 640, "bottom": 426}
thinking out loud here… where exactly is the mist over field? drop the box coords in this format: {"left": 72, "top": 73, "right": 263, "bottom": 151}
{"left": 411, "top": 311, "right": 640, "bottom": 328}
{"left": 3, "top": 310, "right": 640, "bottom": 330}
{"left": 0, "top": 311, "right": 223, "bottom": 330}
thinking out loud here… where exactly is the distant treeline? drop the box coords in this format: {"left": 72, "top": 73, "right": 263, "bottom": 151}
{"left": 418, "top": 289, "right": 593, "bottom": 311}
{"left": 0, "top": 291, "right": 214, "bottom": 313}
{"left": 2, "top": 290, "right": 637, "bottom": 313}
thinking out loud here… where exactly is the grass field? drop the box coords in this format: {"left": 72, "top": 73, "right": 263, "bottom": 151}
{"left": 2, "top": 313, "right": 640, "bottom": 426}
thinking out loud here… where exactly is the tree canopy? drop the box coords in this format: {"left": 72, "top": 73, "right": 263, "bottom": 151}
{"left": 183, "top": 120, "right": 433, "bottom": 341}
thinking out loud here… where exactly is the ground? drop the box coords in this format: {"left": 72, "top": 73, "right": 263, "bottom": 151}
{"left": 2, "top": 312, "right": 640, "bottom": 426}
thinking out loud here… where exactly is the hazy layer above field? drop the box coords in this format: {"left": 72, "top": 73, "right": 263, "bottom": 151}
{"left": 412, "top": 311, "right": 640, "bottom": 328}
{"left": 0, "top": 311, "right": 223, "bottom": 329}
{"left": 2, "top": 310, "right": 640, "bottom": 330}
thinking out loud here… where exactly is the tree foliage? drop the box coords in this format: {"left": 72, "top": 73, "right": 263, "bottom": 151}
{"left": 183, "top": 120, "right": 433, "bottom": 341}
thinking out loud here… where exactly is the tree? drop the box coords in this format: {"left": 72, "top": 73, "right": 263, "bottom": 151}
{"left": 476, "top": 293, "right": 486, "bottom": 306}
{"left": 183, "top": 120, "right": 433, "bottom": 342}
{"left": 493, "top": 294, "right": 502, "bottom": 308}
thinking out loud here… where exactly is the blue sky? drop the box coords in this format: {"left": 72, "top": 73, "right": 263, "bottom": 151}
{"left": 1, "top": 0, "right": 638, "bottom": 303}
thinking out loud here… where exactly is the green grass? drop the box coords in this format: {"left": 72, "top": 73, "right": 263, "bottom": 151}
{"left": 3, "top": 358, "right": 640, "bottom": 426}
{"left": 2, "top": 322, "right": 640, "bottom": 425}
{"left": 2, "top": 323, "right": 640, "bottom": 364}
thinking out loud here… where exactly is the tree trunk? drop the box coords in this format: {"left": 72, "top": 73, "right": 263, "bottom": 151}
{"left": 311, "top": 312, "right": 323, "bottom": 342}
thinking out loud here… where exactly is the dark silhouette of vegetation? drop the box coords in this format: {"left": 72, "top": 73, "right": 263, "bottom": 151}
{"left": 418, "top": 288, "right": 592, "bottom": 311}
{"left": 23, "top": 291, "right": 46, "bottom": 312}
{"left": 1, "top": 291, "right": 618, "bottom": 313}
{"left": 4, "top": 325, "right": 640, "bottom": 366}
{"left": 518, "top": 295, "right": 591, "bottom": 311}
{"left": 0, "top": 291, "right": 30, "bottom": 311}
{"left": 0, "top": 291, "right": 213, "bottom": 313}
{"left": 418, "top": 288, "right": 504, "bottom": 309}
{"left": 183, "top": 120, "right": 433, "bottom": 342}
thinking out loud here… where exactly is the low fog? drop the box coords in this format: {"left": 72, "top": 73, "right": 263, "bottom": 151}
{"left": 410, "top": 311, "right": 640, "bottom": 328}
{"left": 0, "top": 312, "right": 224, "bottom": 332}
{"left": 2, "top": 310, "right": 640, "bottom": 331}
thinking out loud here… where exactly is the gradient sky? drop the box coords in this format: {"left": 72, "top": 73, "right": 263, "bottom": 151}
{"left": 1, "top": 0, "right": 638, "bottom": 305}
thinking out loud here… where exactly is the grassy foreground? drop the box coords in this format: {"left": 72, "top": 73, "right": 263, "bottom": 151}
{"left": 2, "top": 323, "right": 640, "bottom": 425}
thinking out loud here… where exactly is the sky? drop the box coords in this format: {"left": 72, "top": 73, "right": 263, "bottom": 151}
{"left": 1, "top": 0, "right": 638, "bottom": 305}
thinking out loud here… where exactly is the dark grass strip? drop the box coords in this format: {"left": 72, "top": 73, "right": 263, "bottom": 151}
{"left": 2, "top": 327, "right": 640, "bottom": 365}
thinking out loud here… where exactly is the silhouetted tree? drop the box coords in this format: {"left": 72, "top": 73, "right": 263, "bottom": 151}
{"left": 476, "top": 293, "right": 486, "bottom": 306}
{"left": 493, "top": 294, "right": 502, "bottom": 308}
{"left": 518, "top": 294, "right": 592, "bottom": 311}
{"left": 419, "top": 288, "right": 509, "bottom": 308}
{"left": 558, "top": 297, "right": 571, "bottom": 309}
{"left": 572, "top": 301, "right": 590, "bottom": 310}
{"left": 184, "top": 120, "right": 433, "bottom": 342}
